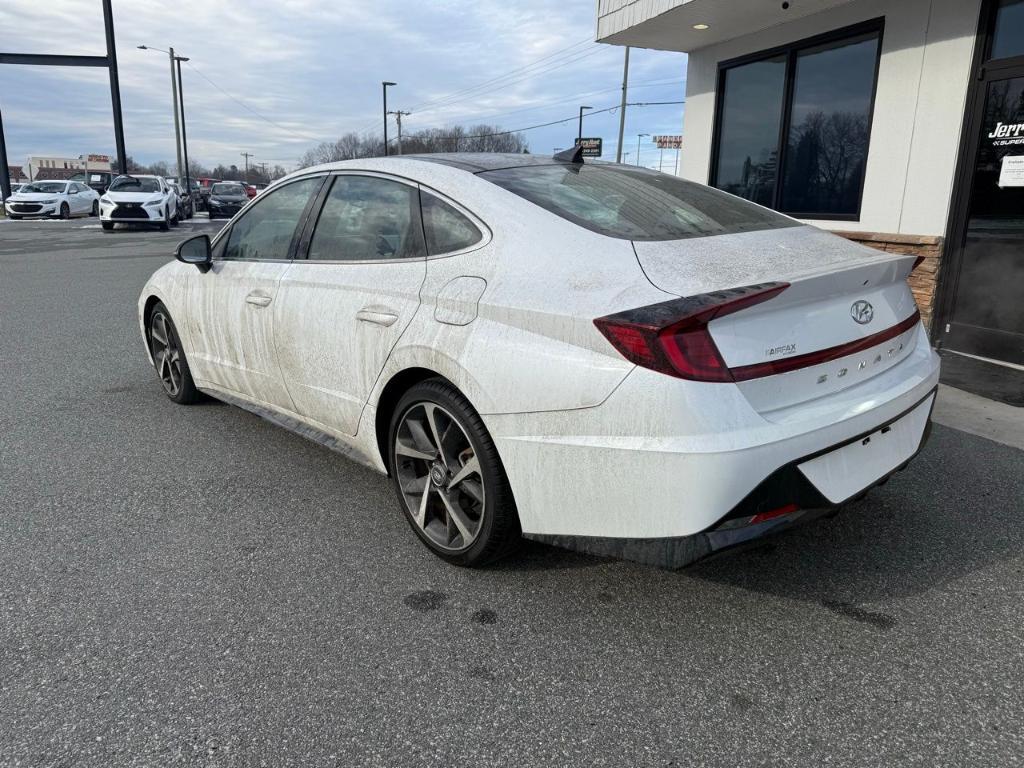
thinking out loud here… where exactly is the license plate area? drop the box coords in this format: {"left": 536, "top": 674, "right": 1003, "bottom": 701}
{"left": 797, "top": 394, "right": 935, "bottom": 504}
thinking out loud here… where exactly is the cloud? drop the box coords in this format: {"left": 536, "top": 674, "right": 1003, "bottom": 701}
{"left": 1, "top": 0, "right": 687, "bottom": 169}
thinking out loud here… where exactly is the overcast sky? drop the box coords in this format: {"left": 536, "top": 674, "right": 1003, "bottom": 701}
{"left": 1, "top": 1, "right": 687, "bottom": 172}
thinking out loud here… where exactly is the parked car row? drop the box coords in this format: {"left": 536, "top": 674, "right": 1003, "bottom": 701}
{"left": 4, "top": 172, "right": 268, "bottom": 228}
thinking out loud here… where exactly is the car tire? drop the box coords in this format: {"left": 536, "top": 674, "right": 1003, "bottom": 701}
{"left": 9, "top": 214, "right": 22, "bottom": 220}
{"left": 101, "top": 221, "right": 113, "bottom": 231}
{"left": 148, "top": 302, "right": 201, "bottom": 405}
{"left": 388, "top": 379, "right": 521, "bottom": 567}
{"left": 91, "top": 200, "right": 99, "bottom": 217}
{"left": 159, "top": 209, "right": 170, "bottom": 232}
{"left": 59, "top": 202, "right": 70, "bottom": 220}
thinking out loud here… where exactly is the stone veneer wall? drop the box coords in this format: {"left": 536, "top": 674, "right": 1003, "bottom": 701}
{"left": 832, "top": 231, "right": 943, "bottom": 329}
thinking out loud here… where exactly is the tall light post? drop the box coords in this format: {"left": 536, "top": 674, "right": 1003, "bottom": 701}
{"left": 635, "top": 133, "right": 649, "bottom": 166}
{"left": 577, "top": 105, "right": 592, "bottom": 143}
{"left": 174, "top": 54, "right": 191, "bottom": 200}
{"left": 138, "top": 45, "right": 184, "bottom": 180}
{"left": 382, "top": 81, "right": 396, "bottom": 156}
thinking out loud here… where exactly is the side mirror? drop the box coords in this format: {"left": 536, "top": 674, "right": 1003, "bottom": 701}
{"left": 175, "top": 234, "right": 213, "bottom": 273}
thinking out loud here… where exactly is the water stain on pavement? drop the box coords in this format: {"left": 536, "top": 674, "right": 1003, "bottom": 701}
{"left": 403, "top": 590, "right": 448, "bottom": 612}
{"left": 471, "top": 608, "right": 497, "bottom": 625}
{"left": 821, "top": 600, "right": 897, "bottom": 629}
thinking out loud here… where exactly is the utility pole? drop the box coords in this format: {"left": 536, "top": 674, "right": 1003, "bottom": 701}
{"left": 577, "top": 105, "right": 592, "bottom": 143}
{"left": 382, "top": 81, "right": 396, "bottom": 156}
{"left": 636, "top": 133, "right": 649, "bottom": 166}
{"left": 615, "top": 46, "right": 630, "bottom": 163}
{"left": 659, "top": 148, "right": 664, "bottom": 172}
{"left": 240, "top": 151, "right": 253, "bottom": 182}
{"left": 174, "top": 54, "right": 190, "bottom": 197}
{"left": 138, "top": 45, "right": 187, "bottom": 181}
{"left": 387, "top": 110, "right": 411, "bottom": 155}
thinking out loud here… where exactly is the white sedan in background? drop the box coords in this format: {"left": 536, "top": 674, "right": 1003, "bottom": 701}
{"left": 100, "top": 174, "right": 179, "bottom": 231}
{"left": 137, "top": 151, "right": 939, "bottom": 568}
{"left": 4, "top": 180, "right": 99, "bottom": 219}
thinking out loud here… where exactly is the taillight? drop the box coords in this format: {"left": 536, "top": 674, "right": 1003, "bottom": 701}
{"left": 594, "top": 282, "right": 789, "bottom": 383}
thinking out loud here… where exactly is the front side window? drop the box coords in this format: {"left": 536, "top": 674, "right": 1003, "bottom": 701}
{"left": 712, "top": 22, "right": 882, "bottom": 219}
{"left": 481, "top": 164, "right": 797, "bottom": 241}
{"left": 224, "top": 176, "right": 321, "bottom": 260}
{"left": 421, "top": 192, "right": 484, "bottom": 255}
{"left": 307, "top": 175, "right": 425, "bottom": 261}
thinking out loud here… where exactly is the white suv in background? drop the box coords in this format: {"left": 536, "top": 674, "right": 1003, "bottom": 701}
{"left": 100, "top": 175, "right": 179, "bottom": 231}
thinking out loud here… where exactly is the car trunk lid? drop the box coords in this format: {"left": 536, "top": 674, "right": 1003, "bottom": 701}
{"left": 630, "top": 225, "right": 923, "bottom": 413}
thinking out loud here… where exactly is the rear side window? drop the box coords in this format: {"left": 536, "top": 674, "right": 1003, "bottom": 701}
{"left": 480, "top": 164, "right": 799, "bottom": 241}
{"left": 308, "top": 175, "right": 426, "bottom": 261}
{"left": 420, "top": 192, "right": 483, "bottom": 255}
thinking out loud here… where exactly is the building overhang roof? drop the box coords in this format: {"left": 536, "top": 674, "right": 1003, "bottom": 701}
{"left": 596, "top": 0, "right": 858, "bottom": 52}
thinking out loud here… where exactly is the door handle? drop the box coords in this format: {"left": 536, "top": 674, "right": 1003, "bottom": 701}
{"left": 245, "top": 291, "right": 273, "bottom": 308}
{"left": 356, "top": 309, "right": 399, "bottom": 327}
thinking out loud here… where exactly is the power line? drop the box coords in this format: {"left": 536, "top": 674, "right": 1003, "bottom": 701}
{"left": 184, "top": 61, "right": 321, "bottom": 142}
{"left": 456, "top": 100, "right": 684, "bottom": 141}
{"left": 408, "top": 37, "right": 595, "bottom": 113}
{"left": 412, "top": 46, "right": 609, "bottom": 116}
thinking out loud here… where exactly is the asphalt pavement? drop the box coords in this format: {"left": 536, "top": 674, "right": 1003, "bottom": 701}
{"left": 1, "top": 217, "right": 1022, "bottom": 767}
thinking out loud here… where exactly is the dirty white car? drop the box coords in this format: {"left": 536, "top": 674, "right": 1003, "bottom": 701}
{"left": 137, "top": 151, "right": 939, "bottom": 568}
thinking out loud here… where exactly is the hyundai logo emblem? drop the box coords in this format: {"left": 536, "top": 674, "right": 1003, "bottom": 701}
{"left": 850, "top": 300, "right": 874, "bottom": 325}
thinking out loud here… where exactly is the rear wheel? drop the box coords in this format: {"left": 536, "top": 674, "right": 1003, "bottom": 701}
{"left": 148, "top": 302, "right": 200, "bottom": 404}
{"left": 388, "top": 380, "right": 520, "bottom": 567}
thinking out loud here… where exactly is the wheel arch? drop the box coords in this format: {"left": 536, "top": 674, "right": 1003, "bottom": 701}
{"left": 373, "top": 366, "right": 458, "bottom": 474}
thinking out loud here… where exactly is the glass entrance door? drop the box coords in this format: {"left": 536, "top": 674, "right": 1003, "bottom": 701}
{"left": 943, "top": 67, "right": 1024, "bottom": 370}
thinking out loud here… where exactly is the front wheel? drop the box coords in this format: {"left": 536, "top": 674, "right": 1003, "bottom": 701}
{"left": 159, "top": 209, "right": 169, "bottom": 232}
{"left": 148, "top": 302, "right": 200, "bottom": 404}
{"left": 101, "top": 221, "right": 113, "bottom": 231}
{"left": 388, "top": 380, "right": 520, "bottom": 567}
{"left": 59, "top": 202, "right": 70, "bottom": 220}
{"left": 90, "top": 200, "right": 99, "bottom": 217}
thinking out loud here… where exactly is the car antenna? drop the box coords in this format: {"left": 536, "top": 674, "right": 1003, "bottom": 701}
{"left": 553, "top": 144, "right": 584, "bottom": 164}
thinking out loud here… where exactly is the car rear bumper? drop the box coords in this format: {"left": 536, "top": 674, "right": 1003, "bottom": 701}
{"left": 485, "top": 322, "right": 940, "bottom": 546}
{"left": 523, "top": 391, "right": 935, "bottom": 568}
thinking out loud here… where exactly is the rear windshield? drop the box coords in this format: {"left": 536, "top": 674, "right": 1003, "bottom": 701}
{"left": 480, "top": 164, "right": 799, "bottom": 241}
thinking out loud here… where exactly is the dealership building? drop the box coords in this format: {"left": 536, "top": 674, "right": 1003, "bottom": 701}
{"left": 597, "top": 0, "right": 1023, "bottom": 403}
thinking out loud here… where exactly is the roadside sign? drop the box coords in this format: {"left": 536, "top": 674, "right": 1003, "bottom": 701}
{"left": 653, "top": 135, "right": 683, "bottom": 149}
{"left": 575, "top": 137, "right": 603, "bottom": 157}
{"left": 87, "top": 154, "right": 110, "bottom": 163}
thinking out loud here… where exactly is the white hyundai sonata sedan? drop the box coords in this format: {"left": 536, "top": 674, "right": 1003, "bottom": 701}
{"left": 137, "top": 150, "right": 939, "bottom": 568}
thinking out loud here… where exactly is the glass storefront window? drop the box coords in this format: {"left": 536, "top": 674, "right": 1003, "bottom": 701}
{"left": 711, "top": 56, "right": 786, "bottom": 207}
{"left": 990, "top": 0, "right": 1024, "bottom": 61}
{"left": 711, "top": 22, "right": 882, "bottom": 220}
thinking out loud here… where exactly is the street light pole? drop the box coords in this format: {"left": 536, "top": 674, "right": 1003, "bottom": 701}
{"left": 577, "top": 105, "right": 592, "bottom": 143}
{"left": 175, "top": 56, "right": 191, "bottom": 202}
{"left": 138, "top": 45, "right": 184, "bottom": 180}
{"left": 636, "top": 133, "right": 649, "bottom": 166}
{"left": 382, "top": 81, "right": 396, "bottom": 156}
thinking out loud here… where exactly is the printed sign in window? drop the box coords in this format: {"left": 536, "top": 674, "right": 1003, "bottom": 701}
{"left": 997, "top": 155, "right": 1024, "bottom": 188}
